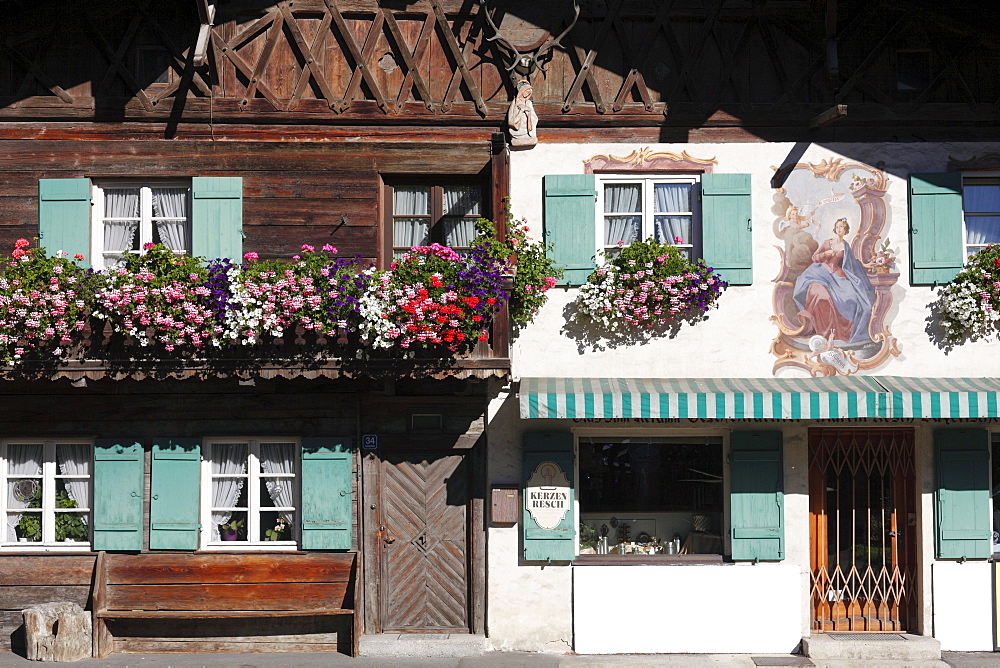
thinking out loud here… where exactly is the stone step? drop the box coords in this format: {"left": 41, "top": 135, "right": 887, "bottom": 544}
{"left": 802, "top": 633, "right": 941, "bottom": 661}
{"left": 358, "top": 633, "right": 487, "bottom": 658}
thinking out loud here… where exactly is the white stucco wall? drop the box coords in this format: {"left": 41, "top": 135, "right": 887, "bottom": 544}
{"left": 573, "top": 563, "right": 801, "bottom": 654}
{"left": 486, "top": 385, "right": 574, "bottom": 652}
{"left": 932, "top": 561, "right": 994, "bottom": 651}
{"left": 507, "top": 141, "right": 1000, "bottom": 380}
{"left": 484, "top": 141, "right": 1000, "bottom": 654}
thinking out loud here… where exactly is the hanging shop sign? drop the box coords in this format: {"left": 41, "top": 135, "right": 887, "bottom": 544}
{"left": 525, "top": 460, "right": 571, "bottom": 530}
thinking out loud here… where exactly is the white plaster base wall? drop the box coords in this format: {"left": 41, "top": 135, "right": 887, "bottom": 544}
{"left": 486, "top": 527, "right": 573, "bottom": 653}
{"left": 932, "top": 561, "right": 994, "bottom": 651}
{"left": 573, "top": 563, "right": 801, "bottom": 654}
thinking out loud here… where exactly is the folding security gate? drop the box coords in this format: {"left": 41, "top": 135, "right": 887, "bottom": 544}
{"left": 809, "top": 428, "right": 917, "bottom": 632}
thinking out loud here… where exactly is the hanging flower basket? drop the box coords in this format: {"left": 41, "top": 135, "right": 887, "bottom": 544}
{"left": 573, "top": 238, "right": 727, "bottom": 335}
{"left": 0, "top": 240, "right": 95, "bottom": 364}
{"left": 356, "top": 243, "right": 506, "bottom": 353}
{"left": 934, "top": 244, "right": 1000, "bottom": 344}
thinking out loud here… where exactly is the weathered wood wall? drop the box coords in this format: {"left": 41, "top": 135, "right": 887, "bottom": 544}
{"left": 0, "top": 377, "right": 490, "bottom": 654}
{"left": 0, "top": 138, "right": 492, "bottom": 259}
{"left": 0, "top": 556, "right": 96, "bottom": 652}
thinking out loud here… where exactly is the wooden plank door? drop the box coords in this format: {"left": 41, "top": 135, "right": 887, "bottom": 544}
{"left": 375, "top": 452, "right": 470, "bottom": 632}
{"left": 809, "top": 428, "right": 917, "bottom": 632}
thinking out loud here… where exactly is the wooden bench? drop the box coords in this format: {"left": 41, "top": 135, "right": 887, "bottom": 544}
{"left": 92, "top": 551, "right": 358, "bottom": 657}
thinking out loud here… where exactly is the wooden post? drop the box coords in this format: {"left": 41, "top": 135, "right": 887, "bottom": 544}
{"left": 91, "top": 551, "right": 112, "bottom": 659}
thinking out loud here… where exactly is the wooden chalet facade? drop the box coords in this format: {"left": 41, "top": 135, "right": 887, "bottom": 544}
{"left": 0, "top": 0, "right": 999, "bottom": 659}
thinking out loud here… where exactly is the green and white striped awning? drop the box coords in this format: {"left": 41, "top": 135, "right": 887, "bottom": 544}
{"left": 519, "top": 376, "right": 1000, "bottom": 420}
{"left": 519, "top": 377, "right": 889, "bottom": 420}
{"left": 879, "top": 376, "right": 1000, "bottom": 418}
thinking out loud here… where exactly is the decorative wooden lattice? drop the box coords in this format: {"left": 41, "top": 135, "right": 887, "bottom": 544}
{"left": 3, "top": 1, "right": 997, "bottom": 123}
{"left": 808, "top": 428, "right": 917, "bottom": 633}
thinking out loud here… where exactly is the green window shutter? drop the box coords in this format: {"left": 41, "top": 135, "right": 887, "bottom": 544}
{"left": 93, "top": 439, "right": 143, "bottom": 552}
{"left": 702, "top": 173, "right": 752, "bottom": 285}
{"left": 191, "top": 176, "right": 243, "bottom": 262}
{"left": 544, "top": 174, "right": 597, "bottom": 286}
{"left": 730, "top": 431, "right": 784, "bottom": 561}
{"left": 522, "top": 431, "right": 575, "bottom": 562}
{"left": 149, "top": 438, "right": 201, "bottom": 550}
{"left": 909, "top": 173, "right": 964, "bottom": 285}
{"left": 935, "top": 428, "right": 991, "bottom": 560}
{"left": 301, "top": 437, "right": 353, "bottom": 550}
{"left": 38, "top": 178, "right": 92, "bottom": 267}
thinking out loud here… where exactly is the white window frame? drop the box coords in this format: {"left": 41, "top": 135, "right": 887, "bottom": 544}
{"left": 1, "top": 439, "right": 92, "bottom": 552}
{"left": 90, "top": 180, "right": 192, "bottom": 270}
{"left": 962, "top": 174, "right": 1000, "bottom": 260}
{"left": 199, "top": 437, "right": 300, "bottom": 551}
{"left": 595, "top": 174, "right": 701, "bottom": 260}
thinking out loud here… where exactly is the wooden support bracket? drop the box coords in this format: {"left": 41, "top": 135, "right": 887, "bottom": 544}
{"left": 809, "top": 104, "right": 848, "bottom": 130}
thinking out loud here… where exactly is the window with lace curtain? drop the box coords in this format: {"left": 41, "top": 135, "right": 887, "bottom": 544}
{"left": 1, "top": 440, "right": 92, "bottom": 549}
{"left": 91, "top": 181, "right": 192, "bottom": 269}
{"left": 963, "top": 177, "right": 1000, "bottom": 259}
{"left": 385, "top": 182, "right": 484, "bottom": 263}
{"left": 598, "top": 175, "right": 701, "bottom": 260}
{"left": 200, "top": 439, "right": 298, "bottom": 550}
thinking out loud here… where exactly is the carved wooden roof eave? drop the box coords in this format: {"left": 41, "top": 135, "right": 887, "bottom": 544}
{"left": 0, "top": 358, "right": 511, "bottom": 383}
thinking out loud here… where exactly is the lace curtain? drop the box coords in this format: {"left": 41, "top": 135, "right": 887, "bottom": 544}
{"left": 211, "top": 443, "right": 247, "bottom": 541}
{"left": 152, "top": 187, "right": 190, "bottom": 252}
{"left": 261, "top": 443, "right": 295, "bottom": 529}
{"left": 393, "top": 187, "right": 430, "bottom": 250}
{"left": 56, "top": 444, "right": 90, "bottom": 527}
{"left": 653, "top": 183, "right": 692, "bottom": 244}
{"left": 442, "top": 187, "right": 479, "bottom": 248}
{"left": 103, "top": 188, "right": 140, "bottom": 257}
{"left": 604, "top": 184, "right": 641, "bottom": 247}
{"left": 5, "top": 444, "right": 41, "bottom": 542}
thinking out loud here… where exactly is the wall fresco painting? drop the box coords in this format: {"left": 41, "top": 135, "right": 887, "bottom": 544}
{"left": 770, "top": 159, "right": 900, "bottom": 376}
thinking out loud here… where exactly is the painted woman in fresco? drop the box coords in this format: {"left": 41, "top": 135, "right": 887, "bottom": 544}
{"left": 792, "top": 217, "right": 875, "bottom": 344}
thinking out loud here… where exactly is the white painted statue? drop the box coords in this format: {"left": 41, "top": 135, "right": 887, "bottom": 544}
{"left": 507, "top": 80, "right": 537, "bottom": 148}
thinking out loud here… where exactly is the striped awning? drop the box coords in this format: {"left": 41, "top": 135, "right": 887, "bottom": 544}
{"left": 878, "top": 376, "right": 1000, "bottom": 418}
{"left": 519, "top": 376, "right": 1000, "bottom": 420}
{"left": 519, "top": 377, "right": 889, "bottom": 420}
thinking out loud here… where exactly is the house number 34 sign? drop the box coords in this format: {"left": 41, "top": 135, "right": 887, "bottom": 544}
{"left": 526, "top": 461, "right": 571, "bottom": 530}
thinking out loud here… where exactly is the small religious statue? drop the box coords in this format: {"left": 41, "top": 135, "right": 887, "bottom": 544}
{"left": 506, "top": 80, "right": 537, "bottom": 149}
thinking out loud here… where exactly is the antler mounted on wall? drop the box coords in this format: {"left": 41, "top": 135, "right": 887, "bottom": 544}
{"left": 480, "top": 0, "right": 580, "bottom": 76}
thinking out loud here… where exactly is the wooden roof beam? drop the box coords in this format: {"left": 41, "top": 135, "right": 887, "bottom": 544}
{"left": 193, "top": 0, "right": 216, "bottom": 67}
{"left": 809, "top": 104, "right": 847, "bottom": 130}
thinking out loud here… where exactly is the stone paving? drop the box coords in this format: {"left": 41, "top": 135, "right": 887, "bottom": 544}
{"left": 0, "top": 651, "right": 996, "bottom": 667}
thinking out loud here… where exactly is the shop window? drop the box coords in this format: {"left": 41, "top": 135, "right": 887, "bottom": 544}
{"left": 384, "top": 181, "right": 484, "bottom": 262}
{"left": 1, "top": 440, "right": 92, "bottom": 549}
{"left": 578, "top": 436, "right": 723, "bottom": 556}
{"left": 598, "top": 175, "right": 700, "bottom": 260}
{"left": 200, "top": 439, "right": 298, "bottom": 549}
{"left": 91, "top": 182, "right": 192, "bottom": 269}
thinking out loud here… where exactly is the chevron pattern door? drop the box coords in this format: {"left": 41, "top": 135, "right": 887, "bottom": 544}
{"left": 378, "top": 452, "right": 470, "bottom": 632}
